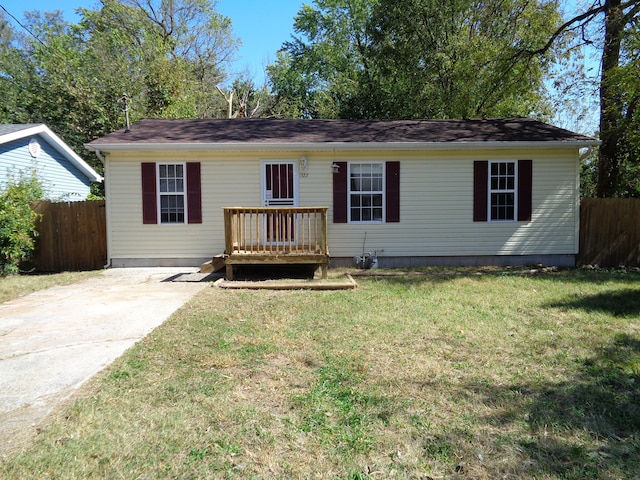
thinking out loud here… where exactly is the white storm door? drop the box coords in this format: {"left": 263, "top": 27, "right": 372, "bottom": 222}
{"left": 262, "top": 161, "right": 298, "bottom": 245}
{"left": 262, "top": 161, "right": 298, "bottom": 207}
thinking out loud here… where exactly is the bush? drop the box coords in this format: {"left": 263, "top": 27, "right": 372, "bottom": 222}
{"left": 0, "top": 175, "right": 44, "bottom": 275}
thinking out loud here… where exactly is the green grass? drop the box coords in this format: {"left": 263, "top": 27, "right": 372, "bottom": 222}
{"left": 2, "top": 268, "right": 640, "bottom": 479}
{"left": 0, "top": 270, "right": 102, "bottom": 304}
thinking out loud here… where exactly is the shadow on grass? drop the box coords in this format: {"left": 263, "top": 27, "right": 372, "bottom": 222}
{"left": 470, "top": 333, "right": 640, "bottom": 479}
{"left": 545, "top": 288, "right": 640, "bottom": 317}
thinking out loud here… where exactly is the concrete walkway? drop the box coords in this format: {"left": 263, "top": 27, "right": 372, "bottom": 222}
{"left": 0, "top": 268, "right": 211, "bottom": 455}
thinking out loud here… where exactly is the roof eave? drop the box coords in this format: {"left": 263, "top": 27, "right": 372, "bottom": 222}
{"left": 86, "top": 139, "right": 599, "bottom": 153}
{"left": 3, "top": 125, "right": 103, "bottom": 182}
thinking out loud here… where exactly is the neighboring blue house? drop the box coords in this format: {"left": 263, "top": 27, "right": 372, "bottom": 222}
{"left": 0, "top": 124, "right": 102, "bottom": 200}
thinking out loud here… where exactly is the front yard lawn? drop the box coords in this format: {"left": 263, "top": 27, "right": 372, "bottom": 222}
{"left": 2, "top": 268, "right": 639, "bottom": 479}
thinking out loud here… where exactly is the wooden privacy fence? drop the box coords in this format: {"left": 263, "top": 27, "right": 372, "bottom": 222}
{"left": 579, "top": 198, "right": 640, "bottom": 267}
{"left": 32, "top": 200, "right": 107, "bottom": 272}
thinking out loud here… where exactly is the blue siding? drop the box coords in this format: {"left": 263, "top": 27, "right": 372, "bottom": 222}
{"left": 0, "top": 135, "right": 91, "bottom": 200}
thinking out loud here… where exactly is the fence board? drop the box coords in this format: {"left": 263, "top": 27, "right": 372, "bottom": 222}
{"left": 579, "top": 198, "right": 640, "bottom": 267}
{"left": 32, "top": 200, "right": 107, "bottom": 272}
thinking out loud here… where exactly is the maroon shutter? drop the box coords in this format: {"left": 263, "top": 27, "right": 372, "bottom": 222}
{"left": 473, "top": 161, "right": 488, "bottom": 222}
{"left": 141, "top": 162, "right": 157, "bottom": 224}
{"left": 518, "top": 160, "right": 532, "bottom": 222}
{"left": 386, "top": 161, "right": 400, "bottom": 222}
{"left": 187, "top": 162, "right": 202, "bottom": 224}
{"left": 332, "top": 161, "right": 348, "bottom": 223}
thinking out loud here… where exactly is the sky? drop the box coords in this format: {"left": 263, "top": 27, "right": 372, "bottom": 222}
{"left": 0, "top": 0, "right": 303, "bottom": 84}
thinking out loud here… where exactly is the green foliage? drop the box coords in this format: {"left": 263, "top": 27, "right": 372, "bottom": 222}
{"left": 580, "top": 150, "right": 599, "bottom": 198}
{"left": 0, "top": 175, "right": 44, "bottom": 275}
{"left": 364, "top": 0, "right": 560, "bottom": 119}
{"left": 0, "top": 1, "right": 239, "bottom": 169}
{"left": 267, "top": 0, "right": 377, "bottom": 119}
{"left": 267, "top": 0, "right": 560, "bottom": 120}
{"left": 608, "top": 24, "right": 640, "bottom": 197}
{"left": 583, "top": 0, "right": 639, "bottom": 198}
{"left": 266, "top": 51, "right": 326, "bottom": 118}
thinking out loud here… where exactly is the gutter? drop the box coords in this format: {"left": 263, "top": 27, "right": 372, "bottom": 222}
{"left": 85, "top": 139, "right": 601, "bottom": 154}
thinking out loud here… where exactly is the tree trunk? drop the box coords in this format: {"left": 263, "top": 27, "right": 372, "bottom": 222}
{"left": 596, "top": 0, "right": 625, "bottom": 197}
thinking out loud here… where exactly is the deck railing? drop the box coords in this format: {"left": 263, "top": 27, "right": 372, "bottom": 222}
{"left": 223, "top": 207, "right": 329, "bottom": 256}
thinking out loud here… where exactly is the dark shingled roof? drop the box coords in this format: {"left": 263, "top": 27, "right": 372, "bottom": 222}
{"left": 88, "top": 118, "right": 595, "bottom": 146}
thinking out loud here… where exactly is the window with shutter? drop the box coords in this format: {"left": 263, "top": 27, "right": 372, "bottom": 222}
{"left": 332, "top": 161, "right": 399, "bottom": 224}
{"left": 141, "top": 162, "right": 202, "bottom": 224}
{"left": 474, "top": 160, "right": 532, "bottom": 222}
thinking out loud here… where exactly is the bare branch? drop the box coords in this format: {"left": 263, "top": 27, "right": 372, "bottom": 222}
{"left": 521, "top": 4, "right": 607, "bottom": 57}
{"left": 522, "top": 0, "right": 639, "bottom": 57}
{"left": 250, "top": 100, "right": 261, "bottom": 118}
{"left": 216, "top": 86, "right": 233, "bottom": 118}
{"left": 623, "top": 1, "right": 640, "bottom": 22}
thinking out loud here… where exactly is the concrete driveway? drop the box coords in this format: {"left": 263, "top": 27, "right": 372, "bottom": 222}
{"left": 0, "top": 268, "right": 212, "bottom": 455}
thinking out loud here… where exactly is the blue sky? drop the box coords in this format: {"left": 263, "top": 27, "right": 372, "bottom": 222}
{"left": 0, "top": 0, "right": 303, "bottom": 84}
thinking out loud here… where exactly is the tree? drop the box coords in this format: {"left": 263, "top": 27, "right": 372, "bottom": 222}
{"left": 266, "top": 50, "right": 327, "bottom": 118}
{"left": 0, "top": 0, "right": 239, "bottom": 167}
{"left": 520, "top": 0, "right": 640, "bottom": 197}
{"left": 216, "top": 75, "right": 271, "bottom": 118}
{"left": 76, "top": 0, "right": 238, "bottom": 119}
{"left": 267, "top": 0, "right": 376, "bottom": 118}
{"left": 267, "top": 0, "right": 562, "bottom": 120}
{"left": 0, "top": 11, "right": 22, "bottom": 123}
{"left": 365, "top": 0, "right": 561, "bottom": 119}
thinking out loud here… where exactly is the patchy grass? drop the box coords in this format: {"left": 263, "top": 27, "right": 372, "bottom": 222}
{"left": 0, "top": 270, "right": 101, "bottom": 304}
{"left": 2, "top": 268, "right": 640, "bottom": 479}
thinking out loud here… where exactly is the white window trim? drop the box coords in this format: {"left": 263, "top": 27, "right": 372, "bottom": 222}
{"left": 488, "top": 160, "right": 518, "bottom": 222}
{"left": 157, "top": 162, "right": 187, "bottom": 225}
{"left": 348, "top": 161, "right": 386, "bottom": 224}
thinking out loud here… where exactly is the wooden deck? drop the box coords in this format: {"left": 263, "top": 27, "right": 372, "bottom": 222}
{"left": 223, "top": 207, "right": 329, "bottom": 280}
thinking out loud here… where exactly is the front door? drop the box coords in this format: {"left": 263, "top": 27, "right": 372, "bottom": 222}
{"left": 262, "top": 161, "right": 298, "bottom": 244}
{"left": 263, "top": 161, "right": 297, "bottom": 207}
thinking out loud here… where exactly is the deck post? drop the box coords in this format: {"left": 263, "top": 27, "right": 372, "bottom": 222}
{"left": 226, "top": 263, "right": 234, "bottom": 281}
{"left": 223, "top": 208, "right": 234, "bottom": 257}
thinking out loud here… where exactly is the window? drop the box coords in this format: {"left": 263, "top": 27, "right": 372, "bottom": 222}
{"left": 332, "top": 161, "right": 399, "bottom": 224}
{"left": 159, "top": 164, "right": 186, "bottom": 223}
{"left": 473, "top": 160, "right": 532, "bottom": 223}
{"left": 349, "top": 163, "right": 384, "bottom": 223}
{"left": 489, "top": 161, "right": 516, "bottom": 221}
{"left": 141, "top": 162, "right": 202, "bottom": 225}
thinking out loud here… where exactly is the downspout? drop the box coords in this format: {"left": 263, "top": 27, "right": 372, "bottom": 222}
{"left": 94, "top": 149, "right": 111, "bottom": 269}
{"left": 94, "top": 149, "right": 106, "bottom": 164}
{"left": 576, "top": 146, "right": 593, "bottom": 265}
{"left": 579, "top": 146, "right": 593, "bottom": 162}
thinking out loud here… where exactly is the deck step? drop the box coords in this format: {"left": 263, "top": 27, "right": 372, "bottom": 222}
{"left": 200, "top": 254, "right": 226, "bottom": 273}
